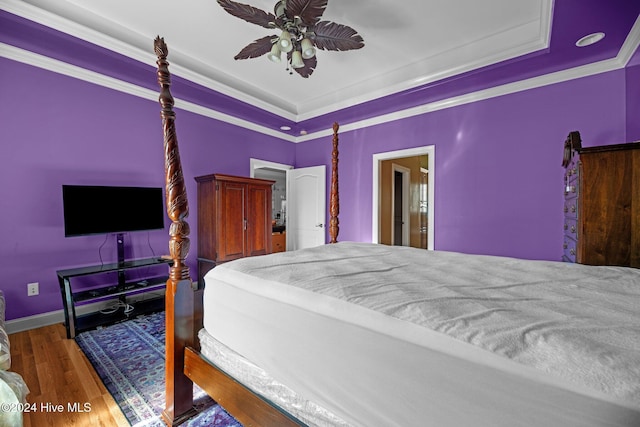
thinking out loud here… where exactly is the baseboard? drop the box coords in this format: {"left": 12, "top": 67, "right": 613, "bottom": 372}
{"left": 6, "top": 290, "right": 166, "bottom": 334}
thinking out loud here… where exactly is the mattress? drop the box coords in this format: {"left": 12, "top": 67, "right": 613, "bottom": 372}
{"left": 202, "top": 242, "right": 640, "bottom": 427}
{"left": 199, "top": 328, "right": 350, "bottom": 426}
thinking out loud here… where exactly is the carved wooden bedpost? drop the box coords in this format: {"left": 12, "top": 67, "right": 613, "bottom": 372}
{"left": 154, "top": 36, "right": 197, "bottom": 426}
{"left": 329, "top": 122, "right": 340, "bottom": 243}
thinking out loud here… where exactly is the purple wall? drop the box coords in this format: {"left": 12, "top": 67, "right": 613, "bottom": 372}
{"left": 2, "top": 16, "right": 638, "bottom": 322}
{"left": 297, "top": 69, "right": 628, "bottom": 260}
{"left": 626, "top": 50, "right": 640, "bottom": 142}
{"left": 1, "top": 58, "right": 294, "bottom": 320}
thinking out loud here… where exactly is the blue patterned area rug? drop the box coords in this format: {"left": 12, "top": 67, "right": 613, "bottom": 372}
{"left": 75, "top": 311, "right": 242, "bottom": 427}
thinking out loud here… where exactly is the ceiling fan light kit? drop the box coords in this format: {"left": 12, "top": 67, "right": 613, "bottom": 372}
{"left": 217, "top": 0, "right": 364, "bottom": 78}
{"left": 278, "top": 30, "right": 293, "bottom": 52}
{"left": 291, "top": 50, "right": 305, "bottom": 68}
{"left": 267, "top": 43, "right": 282, "bottom": 62}
{"left": 300, "top": 38, "right": 316, "bottom": 59}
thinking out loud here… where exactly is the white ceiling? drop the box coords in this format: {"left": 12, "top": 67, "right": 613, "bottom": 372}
{"left": 15, "top": 0, "right": 551, "bottom": 121}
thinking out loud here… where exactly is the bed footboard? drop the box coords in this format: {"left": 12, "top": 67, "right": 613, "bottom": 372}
{"left": 184, "top": 348, "right": 302, "bottom": 426}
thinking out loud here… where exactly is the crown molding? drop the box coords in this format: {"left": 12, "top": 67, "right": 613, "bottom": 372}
{"left": 0, "top": 42, "right": 157, "bottom": 101}
{"left": 296, "top": 56, "right": 626, "bottom": 143}
{"left": 296, "top": 14, "right": 640, "bottom": 143}
{"left": 296, "top": 0, "right": 554, "bottom": 122}
{"left": 0, "top": 42, "right": 296, "bottom": 142}
{"left": 2, "top": 10, "right": 639, "bottom": 145}
{"left": 2, "top": 0, "right": 298, "bottom": 120}
{"left": 618, "top": 14, "right": 640, "bottom": 66}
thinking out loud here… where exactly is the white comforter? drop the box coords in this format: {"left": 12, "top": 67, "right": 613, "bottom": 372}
{"left": 203, "top": 242, "right": 640, "bottom": 426}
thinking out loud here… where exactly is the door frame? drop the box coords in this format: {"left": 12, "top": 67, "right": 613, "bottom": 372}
{"left": 372, "top": 146, "right": 435, "bottom": 250}
{"left": 391, "top": 163, "right": 411, "bottom": 246}
{"left": 249, "top": 158, "right": 293, "bottom": 221}
{"left": 250, "top": 158, "right": 293, "bottom": 177}
{"left": 250, "top": 159, "right": 293, "bottom": 251}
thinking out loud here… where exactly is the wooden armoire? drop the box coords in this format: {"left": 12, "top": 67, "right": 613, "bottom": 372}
{"left": 195, "top": 174, "right": 274, "bottom": 285}
{"left": 562, "top": 132, "right": 640, "bottom": 267}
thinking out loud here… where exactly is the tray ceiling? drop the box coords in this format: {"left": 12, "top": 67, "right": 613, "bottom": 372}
{"left": 3, "top": 0, "right": 640, "bottom": 137}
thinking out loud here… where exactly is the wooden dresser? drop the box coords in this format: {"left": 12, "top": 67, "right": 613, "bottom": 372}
{"left": 195, "top": 174, "right": 274, "bottom": 285}
{"left": 562, "top": 132, "right": 640, "bottom": 267}
{"left": 272, "top": 229, "right": 286, "bottom": 253}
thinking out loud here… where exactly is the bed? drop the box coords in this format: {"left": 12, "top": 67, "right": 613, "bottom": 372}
{"left": 153, "top": 38, "right": 640, "bottom": 426}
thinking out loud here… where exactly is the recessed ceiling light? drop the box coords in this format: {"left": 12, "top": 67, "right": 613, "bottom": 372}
{"left": 576, "top": 32, "right": 605, "bottom": 47}
{"left": 280, "top": 125, "right": 292, "bottom": 131}
{"left": 299, "top": 130, "right": 308, "bottom": 135}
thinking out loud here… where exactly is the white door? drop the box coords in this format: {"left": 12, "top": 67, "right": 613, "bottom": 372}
{"left": 286, "top": 166, "right": 326, "bottom": 250}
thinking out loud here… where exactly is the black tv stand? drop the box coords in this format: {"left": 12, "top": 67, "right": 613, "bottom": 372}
{"left": 116, "top": 233, "right": 126, "bottom": 287}
{"left": 57, "top": 257, "right": 172, "bottom": 338}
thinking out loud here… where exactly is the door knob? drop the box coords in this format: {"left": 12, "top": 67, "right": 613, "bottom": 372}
{"left": 316, "top": 223, "right": 324, "bottom": 228}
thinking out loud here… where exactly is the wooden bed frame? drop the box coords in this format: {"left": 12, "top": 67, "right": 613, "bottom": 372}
{"left": 153, "top": 37, "right": 640, "bottom": 427}
{"left": 154, "top": 37, "right": 339, "bottom": 426}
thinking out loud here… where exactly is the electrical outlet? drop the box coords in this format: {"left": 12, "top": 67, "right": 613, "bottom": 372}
{"left": 27, "top": 282, "right": 39, "bottom": 296}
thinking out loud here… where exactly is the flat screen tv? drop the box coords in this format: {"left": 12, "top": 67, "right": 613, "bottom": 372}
{"left": 62, "top": 185, "right": 165, "bottom": 237}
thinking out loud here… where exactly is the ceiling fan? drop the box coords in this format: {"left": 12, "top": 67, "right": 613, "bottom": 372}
{"left": 217, "top": 0, "right": 365, "bottom": 78}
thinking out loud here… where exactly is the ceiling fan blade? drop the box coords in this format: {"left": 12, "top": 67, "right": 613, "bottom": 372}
{"left": 311, "top": 21, "right": 364, "bottom": 51}
{"left": 234, "top": 36, "right": 276, "bottom": 60}
{"left": 217, "top": 0, "right": 277, "bottom": 29}
{"left": 289, "top": 52, "right": 317, "bottom": 78}
{"left": 285, "top": 0, "right": 327, "bottom": 26}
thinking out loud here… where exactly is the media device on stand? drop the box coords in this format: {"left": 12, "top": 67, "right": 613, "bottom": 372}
{"left": 58, "top": 184, "right": 170, "bottom": 338}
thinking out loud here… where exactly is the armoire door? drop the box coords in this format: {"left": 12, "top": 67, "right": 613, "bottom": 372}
{"left": 217, "top": 180, "right": 246, "bottom": 262}
{"left": 246, "top": 184, "right": 272, "bottom": 257}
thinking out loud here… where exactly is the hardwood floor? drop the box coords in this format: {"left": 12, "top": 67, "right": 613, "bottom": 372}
{"left": 9, "top": 323, "right": 129, "bottom": 426}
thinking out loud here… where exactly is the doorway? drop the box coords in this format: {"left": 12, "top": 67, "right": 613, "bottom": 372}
{"left": 251, "top": 159, "right": 291, "bottom": 253}
{"left": 250, "top": 159, "right": 327, "bottom": 251}
{"left": 251, "top": 158, "right": 291, "bottom": 225}
{"left": 372, "top": 146, "right": 435, "bottom": 250}
{"left": 392, "top": 164, "right": 410, "bottom": 246}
